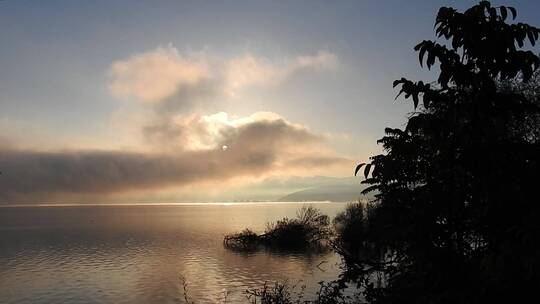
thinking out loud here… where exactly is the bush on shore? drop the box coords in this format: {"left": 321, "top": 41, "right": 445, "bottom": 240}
{"left": 224, "top": 206, "right": 332, "bottom": 251}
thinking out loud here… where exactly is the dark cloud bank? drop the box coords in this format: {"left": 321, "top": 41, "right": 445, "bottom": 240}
{"left": 0, "top": 119, "right": 349, "bottom": 204}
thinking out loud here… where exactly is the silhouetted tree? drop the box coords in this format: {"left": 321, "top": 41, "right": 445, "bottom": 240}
{"left": 344, "top": 2, "right": 540, "bottom": 303}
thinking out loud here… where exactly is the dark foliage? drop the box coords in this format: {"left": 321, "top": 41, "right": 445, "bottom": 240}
{"left": 222, "top": 2, "right": 539, "bottom": 303}
{"left": 223, "top": 228, "right": 261, "bottom": 251}
{"left": 246, "top": 281, "right": 357, "bottom": 304}
{"left": 345, "top": 1, "right": 540, "bottom": 303}
{"left": 332, "top": 202, "right": 381, "bottom": 260}
{"left": 224, "top": 206, "right": 332, "bottom": 251}
{"left": 333, "top": 203, "right": 368, "bottom": 251}
{"left": 246, "top": 281, "right": 306, "bottom": 304}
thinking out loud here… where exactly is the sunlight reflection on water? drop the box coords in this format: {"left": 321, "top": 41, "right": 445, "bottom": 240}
{"left": 0, "top": 202, "right": 346, "bottom": 304}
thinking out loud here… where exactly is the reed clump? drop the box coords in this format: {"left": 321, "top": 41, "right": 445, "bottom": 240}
{"left": 224, "top": 206, "right": 332, "bottom": 251}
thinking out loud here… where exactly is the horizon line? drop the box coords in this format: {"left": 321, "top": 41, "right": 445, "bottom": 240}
{"left": 0, "top": 201, "right": 340, "bottom": 208}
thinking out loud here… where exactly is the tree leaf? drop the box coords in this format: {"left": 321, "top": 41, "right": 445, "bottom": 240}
{"left": 509, "top": 6, "right": 517, "bottom": 19}
{"left": 354, "top": 163, "right": 365, "bottom": 176}
{"left": 361, "top": 185, "right": 379, "bottom": 195}
{"left": 517, "top": 37, "right": 524, "bottom": 48}
{"left": 500, "top": 6, "right": 507, "bottom": 21}
{"left": 489, "top": 7, "right": 497, "bottom": 20}
{"left": 419, "top": 45, "right": 427, "bottom": 67}
{"left": 427, "top": 52, "right": 436, "bottom": 69}
{"left": 364, "top": 164, "right": 372, "bottom": 179}
{"left": 527, "top": 30, "right": 536, "bottom": 46}
{"left": 395, "top": 89, "right": 404, "bottom": 100}
{"left": 393, "top": 78, "right": 406, "bottom": 88}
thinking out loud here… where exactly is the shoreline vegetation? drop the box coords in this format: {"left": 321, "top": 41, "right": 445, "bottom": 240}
{"left": 211, "top": 204, "right": 367, "bottom": 303}
{"left": 223, "top": 205, "right": 334, "bottom": 251}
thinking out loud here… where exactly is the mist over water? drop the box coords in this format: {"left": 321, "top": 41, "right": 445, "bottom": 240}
{"left": 0, "top": 202, "right": 346, "bottom": 304}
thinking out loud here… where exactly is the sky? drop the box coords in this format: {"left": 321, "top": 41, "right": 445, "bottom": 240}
{"left": 0, "top": 0, "right": 539, "bottom": 204}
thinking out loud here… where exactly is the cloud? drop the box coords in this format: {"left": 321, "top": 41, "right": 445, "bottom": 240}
{"left": 296, "top": 50, "right": 338, "bottom": 69}
{"left": 109, "top": 46, "right": 337, "bottom": 103}
{"left": 224, "top": 50, "right": 337, "bottom": 96}
{"left": 107, "top": 46, "right": 340, "bottom": 152}
{"left": 143, "top": 111, "right": 321, "bottom": 151}
{"left": 108, "top": 46, "right": 339, "bottom": 153}
{"left": 109, "top": 46, "right": 209, "bottom": 103}
{"left": 0, "top": 47, "right": 347, "bottom": 204}
{"left": 0, "top": 112, "right": 350, "bottom": 203}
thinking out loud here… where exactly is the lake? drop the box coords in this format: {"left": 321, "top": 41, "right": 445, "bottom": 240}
{"left": 0, "top": 202, "right": 347, "bottom": 304}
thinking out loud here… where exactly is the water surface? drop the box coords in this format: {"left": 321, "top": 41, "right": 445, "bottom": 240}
{"left": 0, "top": 202, "right": 346, "bottom": 303}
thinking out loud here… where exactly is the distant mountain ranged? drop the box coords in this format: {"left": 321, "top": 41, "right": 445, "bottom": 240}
{"left": 277, "top": 177, "right": 371, "bottom": 202}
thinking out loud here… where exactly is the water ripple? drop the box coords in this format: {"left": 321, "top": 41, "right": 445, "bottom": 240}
{"left": 0, "top": 203, "right": 345, "bottom": 304}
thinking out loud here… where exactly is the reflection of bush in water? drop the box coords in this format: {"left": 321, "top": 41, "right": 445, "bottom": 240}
{"left": 333, "top": 203, "right": 369, "bottom": 250}
{"left": 224, "top": 206, "right": 333, "bottom": 251}
{"left": 332, "top": 202, "right": 385, "bottom": 263}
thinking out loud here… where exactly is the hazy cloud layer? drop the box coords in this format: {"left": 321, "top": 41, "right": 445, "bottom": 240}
{"left": 0, "top": 113, "right": 350, "bottom": 203}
